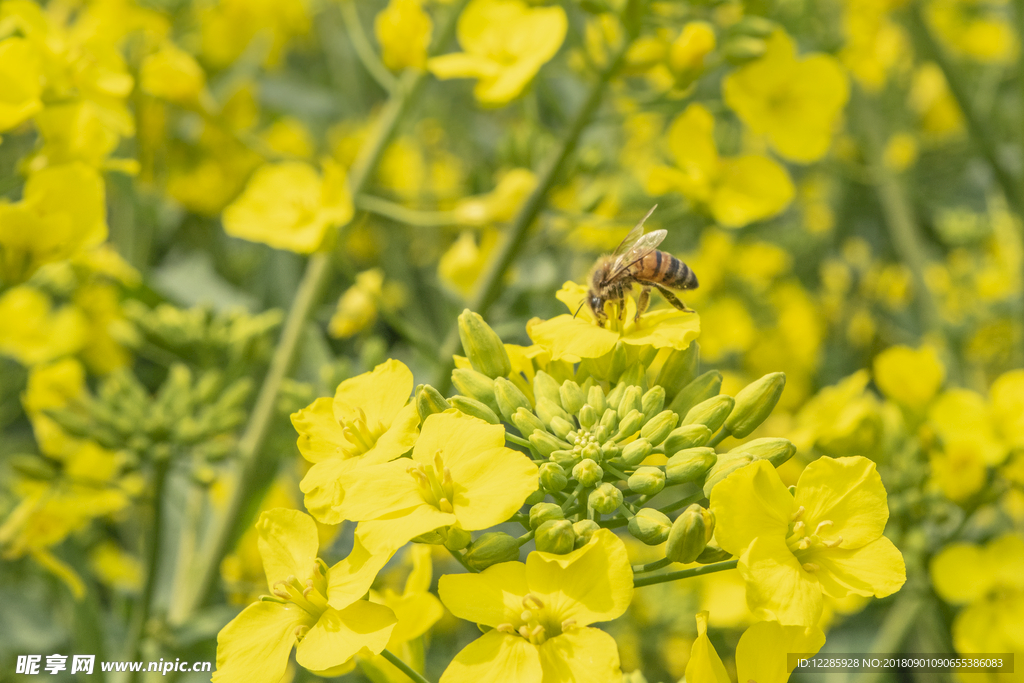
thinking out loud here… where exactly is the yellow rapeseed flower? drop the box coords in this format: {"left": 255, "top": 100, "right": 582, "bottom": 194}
{"left": 647, "top": 103, "right": 795, "bottom": 228}
{"left": 291, "top": 359, "right": 421, "bottom": 524}
{"left": 333, "top": 410, "right": 538, "bottom": 553}
{"left": 527, "top": 281, "right": 700, "bottom": 363}
{"left": 222, "top": 159, "right": 353, "bottom": 253}
{"left": 0, "top": 286, "right": 86, "bottom": 365}
{"left": 872, "top": 344, "right": 945, "bottom": 411}
{"left": 328, "top": 268, "right": 385, "bottom": 339}
{"left": 711, "top": 457, "right": 905, "bottom": 625}
{"left": 375, "top": 0, "right": 433, "bottom": 71}
{"left": 428, "top": 0, "right": 567, "bottom": 106}
{"left": 0, "top": 37, "right": 43, "bottom": 131}
{"left": 927, "top": 0, "right": 1018, "bottom": 65}
{"left": 438, "top": 529, "right": 633, "bottom": 683}
{"left": 214, "top": 509, "right": 396, "bottom": 683}
{"left": 723, "top": 31, "right": 849, "bottom": 163}
{"left": 140, "top": 43, "right": 208, "bottom": 106}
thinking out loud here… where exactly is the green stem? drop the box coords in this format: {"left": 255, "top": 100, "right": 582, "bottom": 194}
{"left": 658, "top": 490, "right": 703, "bottom": 515}
{"left": 447, "top": 546, "right": 478, "bottom": 573}
{"left": 906, "top": 3, "right": 1023, "bottom": 213}
{"left": 339, "top": 0, "right": 398, "bottom": 93}
{"left": 602, "top": 462, "right": 629, "bottom": 481}
{"left": 632, "top": 556, "right": 673, "bottom": 573}
{"left": 434, "top": 27, "right": 634, "bottom": 390}
{"left": 706, "top": 428, "right": 730, "bottom": 448}
{"left": 853, "top": 589, "right": 926, "bottom": 683}
{"left": 381, "top": 649, "right": 434, "bottom": 683}
{"left": 517, "top": 530, "right": 536, "bottom": 546}
{"left": 560, "top": 483, "right": 583, "bottom": 512}
{"left": 177, "top": 0, "right": 469, "bottom": 621}
{"left": 127, "top": 457, "right": 169, "bottom": 681}
{"left": 166, "top": 480, "right": 204, "bottom": 624}
{"left": 505, "top": 432, "right": 533, "bottom": 449}
{"left": 633, "top": 559, "right": 738, "bottom": 588}
{"left": 356, "top": 194, "right": 459, "bottom": 227}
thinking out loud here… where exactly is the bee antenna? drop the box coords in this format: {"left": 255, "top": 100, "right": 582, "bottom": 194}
{"left": 573, "top": 299, "right": 587, "bottom": 319}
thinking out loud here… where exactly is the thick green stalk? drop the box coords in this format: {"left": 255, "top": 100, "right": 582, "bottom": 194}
{"left": 853, "top": 589, "right": 925, "bottom": 683}
{"left": 633, "top": 559, "right": 738, "bottom": 587}
{"left": 177, "top": 0, "right": 469, "bottom": 621}
{"left": 127, "top": 457, "right": 169, "bottom": 682}
{"left": 381, "top": 649, "right": 434, "bottom": 683}
{"left": 434, "top": 34, "right": 634, "bottom": 390}
{"left": 632, "top": 557, "right": 673, "bottom": 573}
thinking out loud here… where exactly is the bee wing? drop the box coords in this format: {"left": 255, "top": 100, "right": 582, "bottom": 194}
{"left": 611, "top": 205, "right": 658, "bottom": 257}
{"left": 604, "top": 229, "right": 667, "bottom": 284}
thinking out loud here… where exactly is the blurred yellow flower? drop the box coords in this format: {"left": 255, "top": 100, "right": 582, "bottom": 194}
{"left": 89, "top": 541, "right": 142, "bottom": 593}
{"left": 31, "top": 101, "right": 137, "bottom": 173}
{"left": 453, "top": 168, "right": 537, "bottom": 225}
{"left": 839, "top": 0, "right": 909, "bottom": 91}
{"left": 23, "top": 357, "right": 88, "bottom": 457}
{"left": 669, "top": 22, "right": 716, "bottom": 87}
{"left": 927, "top": 0, "right": 1018, "bottom": 64}
{"left": 791, "top": 371, "right": 884, "bottom": 457}
{"left": 260, "top": 117, "right": 315, "bottom": 159}
{"left": 376, "top": 0, "right": 433, "bottom": 71}
{"left": 723, "top": 31, "right": 849, "bottom": 163}
{"left": 140, "top": 43, "right": 207, "bottom": 106}
{"left": 0, "top": 37, "right": 43, "bottom": 131}
{"left": 872, "top": 344, "right": 945, "bottom": 411}
{"left": 439, "top": 229, "right": 499, "bottom": 296}
{"left": 991, "top": 370, "right": 1024, "bottom": 448}
{"left": 222, "top": 160, "right": 353, "bottom": 253}
{"left": 909, "top": 63, "right": 963, "bottom": 138}
{"left": 0, "top": 286, "right": 86, "bottom": 366}
{"left": 647, "top": 103, "right": 794, "bottom": 228}
{"left": 329, "top": 268, "right": 385, "bottom": 339}
{"left": 198, "top": 0, "right": 311, "bottom": 69}
{"left": 929, "top": 439, "right": 990, "bottom": 503}
{"left": 428, "top": 0, "right": 567, "bottom": 106}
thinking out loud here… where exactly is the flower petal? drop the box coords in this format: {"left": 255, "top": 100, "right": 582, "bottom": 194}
{"left": 526, "top": 316, "right": 619, "bottom": 362}
{"left": 807, "top": 536, "right": 906, "bottom": 599}
{"left": 685, "top": 611, "right": 731, "bottom": 683}
{"left": 256, "top": 508, "right": 320, "bottom": 588}
{"left": 300, "top": 456, "right": 359, "bottom": 524}
{"left": 735, "top": 620, "right": 825, "bottom": 683}
{"left": 440, "top": 630, "right": 542, "bottom": 683}
{"left": 334, "top": 359, "right": 413, "bottom": 427}
{"left": 213, "top": 601, "right": 307, "bottom": 683}
{"left": 525, "top": 529, "right": 633, "bottom": 626}
{"left": 620, "top": 309, "right": 701, "bottom": 351}
{"left": 538, "top": 627, "right": 621, "bottom": 683}
{"left": 334, "top": 460, "right": 422, "bottom": 521}
{"left": 414, "top": 410, "right": 505, "bottom": 468}
{"left": 710, "top": 459, "right": 793, "bottom": 556}
{"left": 354, "top": 506, "right": 458, "bottom": 554}
{"left": 794, "top": 456, "right": 888, "bottom": 549}
{"left": 385, "top": 590, "right": 446, "bottom": 647}
{"left": 739, "top": 536, "right": 822, "bottom": 626}
{"left": 291, "top": 397, "right": 348, "bottom": 464}
{"left": 439, "top": 560, "right": 529, "bottom": 627}
{"left": 930, "top": 543, "right": 990, "bottom": 604}
{"left": 364, "top": 402, "right": 420, "bottom": 466}
{"left": 295, "top": 600, "right": 397, "bottom": 671}
{"left": 327, "top": 536, "right": 395, "bottom": 610}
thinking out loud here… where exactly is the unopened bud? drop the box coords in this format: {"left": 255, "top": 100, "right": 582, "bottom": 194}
{"left": 539, "top": 462, "right": 569, "bottom": 492}
{"left": 549, "top": 416, "right": 575, "bottom": 440}
{"left": 666, "top": 447, "right": 717, "bottom": 485}
{"left": 728, "top": 437, "right": 795, "bottom": 467}
{"left": 641, "top": 386, "right": 666, "bottom": 421}
{"left": 669, "top": 22, "right": 716, "bottom": 86}
{"left": 617, "top": 385, "right": 642, "bottom": 419}
{"left": 512, "top": 407, "right": 546, "bottom": 437}
{"left": 628, "top": 466, "right": 665, "bottom": 496}
{"left": 416, "top": 384, "right": 450, "bottom": 421}
{"left": 601, "top": 441, "right": 621, "bottom": 461}
{"left": 532, "top": 371, "right": 563, "bottom": 407}
{"left": 605, "top": 382, "right": 626, "bottom": 410}
{"left": 464, "top": 532, "right": 520, "bottom": 570}
{"left": 600, "top": 407, "right": 619, "bottom": 432}
{"left": 587, "top": 385, "right": 606, "bottom": 414}
{"left": 640, "top": 409, "right": 679, "bottom": 445}
{"left": 589, "top": 482, "right": 623, "bottom": 514}
{"left": 628, "top": 508, "right": 672, "bottom": 545}
{"left": 696, "top": 538, "right": 731, "bottom": 564}
{"left": 572, "top": 459, "right": 604, "bottom": 486}
{"left": 458, "top": 310, "right": 511, "bottom": 379}
{"left": 550, "top": 449, "right": 580, "bottom": 470}
{"left": 560, "top": 381, "right": 586, "bottom": 416}
{"left": 530, "top": 430, "right": 570, "bottom": 457}
{"left": 724, "top": 372, "right": 785, "bottom": 438}
{"left": 536, "top": 398, "right": 571, "bottom": 428}
{"left": 663, "top": 424, "right": 713, "bottom": 455}
{"left": 572, "top": 520, "right": 600, "bottom": 547}
{"left": 666, "top": 504, "right": 715, "bottom": 563}
{"left": 529, "top": 502, "right": 565, "bottom": 529}
{"left": 450, "top": 396, "right": 500, "bottom": 424}
{"left": 723, "top": 36, "right": 767, "bottom": 64}
{"left": 703, "top": 453, "right": 755, "bottom": 498}
{"left": 451, "top": 368, "right": 500, "bottom": 414}
{"left": 614, "top": 409, "right": 644, "bottom": 441}
{"left": 682, "top": 395, "right": 735, "bottom": 433}
{"left": 536, "top": 519, "right": 575, "bottom": 554}
{"left": 656, "top": 343, "right": 700, "bottom": 402}
{"left": 494, "top": 377, "right": 532, "bottom": 422}
{"left": 669, "top": 370, "right": 723, "bottom": 418}
{"left": 444, "top": 526, "right": 472, "bottom": 551}
{"left": 621, "top": 438, "right": 653, "bottom": 467}
{"left": 578, "top": 404, "right": 598, "bottom": 429}
{"left": 581, "top": 442, "right": 602, "bottom": 462}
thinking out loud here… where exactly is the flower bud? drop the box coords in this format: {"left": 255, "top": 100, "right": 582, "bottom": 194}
{"left": 536, "top": 519, "right": 575, "bottom": 554}
{"left": 572, "top": 459, "right": 604, "bottom": 486}
{"left": 529, "top": 502, "right": 565, "bottom": 529}
{"left": 605, "top": 381, "right": 626, "bottom": 410}
{"left": 532, "top": 371, "right": 563, "bottom": 407}
{"left": 663, "top": 424, "right": 713, "bottom": 455}
{"left": 512, "top": 407, "right": 546, "bottom": 436}
{"left": 416, "top": 384, "right": 451, "bottom": 421}
{"left": 724, "top": 372, "right": 786, "bottom": 438}
{"left": 613, "top": 409, "right": 644, "bottom": 441}
{"left": 494, "top": 377, "right": 532, "bottom": 423}
{"left": 550, "top": 449, "right": 580, "bottom": 470}
{"left": 589, "top": 482, "right": 623, "bottom": 514}
{"left": 525, "top": 489, "right": 546, "bottom": 505}
{"left": 728, "top": 437, "right": 795, "bottom": 467}
{"left": 560, "top": 380, "right": 586, "bottom": 416}
{"left": 666, "top": 447, "right": 717, "bottom": 485}
{"left": 572, "top": 520, "right": 600, "bottom": 548}
{"left": 657, "top": 345, "right": 699, "bottom": 400}
{"left": 682, "top": 395, "right": 735, "bottom": 433}
{"left": 536, "top": 397, "right": 571, "bottom": 429}
{"left": 617, "top": 385, "right": 643, "bottom": 419}
{"left": 666, "top": 504, "right": 715, "bottom": 563}
{"left": 723, "top": 36, "right": 767, "bottom": 65}
{"left": 703, "top": 453, "right": 755, "bottom": 498}
{"left": 621, "top": 438, "right": 653, "bottom": 467}
{"left": 668, "top": 370, "right": 723, "bottom": 418}
{"left": 458, "top": 309, "right": 511, "bottom": 379}
{"left": 451, "top": 368, "right": 500, "bottom": 414}
{"left": 539, "top": 462, "right": 569, "bottom": 492}
{"left": 641, "top": 386, "right": 666, "bottom": 421}
{"left": 464, "top": 532, "right": 520, "bottom": 570}
{"left": 628, "top": 508, "right": 672, "bottom": 545}
{"left": 618, "top": 363, "right": 647, "bottom": 390}
{"left": 731, "top": 15, "right": 775, "bottom": 38}
{"left": 581, "top": 442, "right": 603, "bottom": 462}
{"left": 444, "top": 526, "right": 472, "bottom": 551}
{"left": 669, "top": 22, "right": 716, "bottom": 86}
{"left": 696, "top": 538, "right": 732, "bottom": 564}
{"left": 594, "top": 424, "right": 611, "bottom": 442}
{"left": 549, "top": 416, "right": 575, "bottom": 440}
{"left": 530, "top": 430, "right": 570, "bottom": 457}
{"left": 640, "top": 409, "right": 679, "bottom": 445}
{"left": 587, "top": 385, "right": 606, "bottom": 414}
{"left": 450, "top": 396, "right": 500, "bottom": 425}
{"left": 628, "top": 466, "right": 665, "bottom": 496}
{"left": 600, "top": 407, "right": 619, "bottom": 432}
{"left": 578, "top": 404, "right": 598, "bottom": 429}
{"left": 601, "top": 441, "right": 621, "bottom": 461}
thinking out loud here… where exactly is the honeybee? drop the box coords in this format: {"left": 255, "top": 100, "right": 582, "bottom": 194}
{"left": 577, "top": 205, "right": 698, "bottom": 326}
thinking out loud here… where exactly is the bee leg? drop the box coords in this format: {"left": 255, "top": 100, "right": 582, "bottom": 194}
{"left": 635, "top": 286, "right": 651, "bottom": 322}
{"left": 653, "top": 283, "right": 694, "bottom": 313}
